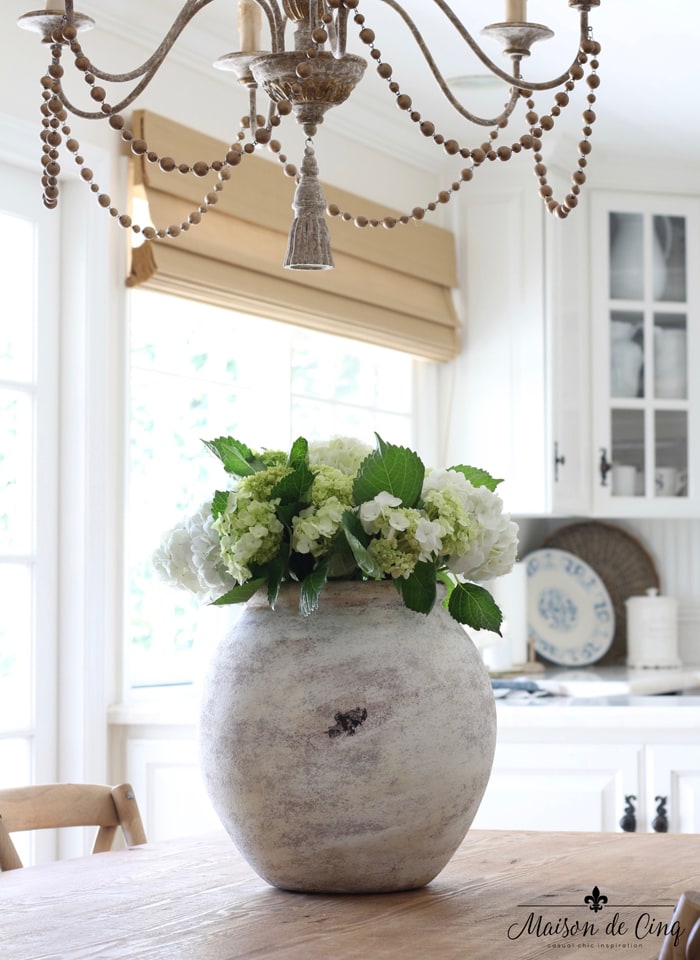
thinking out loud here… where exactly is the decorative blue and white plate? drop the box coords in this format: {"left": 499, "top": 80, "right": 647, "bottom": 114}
{"left": 525, "top": 548, "right": 616, "bottom": 667}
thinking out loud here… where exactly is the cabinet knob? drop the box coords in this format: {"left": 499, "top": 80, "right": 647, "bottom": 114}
{"left": 619, "top": 794, "right": 637, "bottom": 833}
{"left": 599, "top": 448, "right": 612, "bottom": 487}
{"left": 652, "top": 795, "right": 669, "bottom": 833}
{"left": 554, "top": 442, "right": 566, "bottom": 483}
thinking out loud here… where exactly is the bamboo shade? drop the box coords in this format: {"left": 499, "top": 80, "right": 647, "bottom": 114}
{"left": 127, "top": 111, "right": 461, "bottom": 362}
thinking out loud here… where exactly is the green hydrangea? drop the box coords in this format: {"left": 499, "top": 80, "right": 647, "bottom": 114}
{"left": 213, "top": 464, "right": 291, "bottom": 583}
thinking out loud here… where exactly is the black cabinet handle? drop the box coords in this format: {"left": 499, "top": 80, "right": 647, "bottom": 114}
{"left": 619, "top": 795, "right": 637, "bottom": 833}
{"left": 652, "top": 796, "right": 668, "bottom": 833}
{"left": 554, "top": 442, "right": 566, "bottom": 483}
{"left": 599, "top": 448, "right": 612, "bottom": 487}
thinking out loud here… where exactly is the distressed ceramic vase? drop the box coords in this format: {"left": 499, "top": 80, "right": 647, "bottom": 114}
{"left": 198, "top": 581, "right": 496, "bottom": 893}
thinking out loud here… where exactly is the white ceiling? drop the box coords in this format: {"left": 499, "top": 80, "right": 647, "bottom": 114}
{"left": 32, "top": 1, "right": 700, "bottom": 171}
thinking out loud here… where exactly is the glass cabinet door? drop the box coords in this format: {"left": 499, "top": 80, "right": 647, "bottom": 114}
{"left": 605, "top": 208, "right": 689, "bottom": 501}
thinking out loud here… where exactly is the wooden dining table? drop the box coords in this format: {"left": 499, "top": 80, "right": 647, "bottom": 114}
{"left": 2, "top": 828, "right": 699, "bottom": 959}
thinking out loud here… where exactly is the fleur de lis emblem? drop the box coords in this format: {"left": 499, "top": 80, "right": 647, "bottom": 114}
{"left": 584, "top": 886, "right": 608, "bottom": 912}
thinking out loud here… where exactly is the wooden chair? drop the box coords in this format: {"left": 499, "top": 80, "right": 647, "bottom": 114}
{"left": 0, "top": 782, "right": 147, "bottom": 871}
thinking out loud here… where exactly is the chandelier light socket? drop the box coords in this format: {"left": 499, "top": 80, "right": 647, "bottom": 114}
{"left": 481, "top": 21, "right": 554, "bottom": 58}
{"left": 568, "top": 0, "right": 601, "bottom": 8}
{"left": 18, "top": 8, "right": 94, "bottom": 42}
{"left": 214, "top": 51, "right": 266, "bottom": 88}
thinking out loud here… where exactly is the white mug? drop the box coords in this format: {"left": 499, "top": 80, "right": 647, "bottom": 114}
{"left": 655, "top": 466, "right": 685, "bottom": 497}
{"left": 612, "top": 463, "right": 637, "bottom": 496}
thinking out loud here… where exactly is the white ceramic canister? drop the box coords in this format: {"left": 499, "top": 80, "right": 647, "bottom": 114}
{"left": 625, "top": 588, "right": 681, "bottom": 669}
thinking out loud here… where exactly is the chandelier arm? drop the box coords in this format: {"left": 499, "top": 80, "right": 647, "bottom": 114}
{"left": 62, "top": 0, "right": 216, "bottom": 85}
{"left": 376, "top": 0, "right": 588, "bottom": 93}
{"left": 251, "top": 0, "right": 286, "bottom": 52}
{"left": 368, "top": 0, "right": 521, "bottom": 126}
{"left": 334, "top": 3, "right": 349, "bottom": 58}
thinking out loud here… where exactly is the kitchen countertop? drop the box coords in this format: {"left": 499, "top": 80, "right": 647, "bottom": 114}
{"left": 493, "top": 663, "right": 700, "bottom": 702}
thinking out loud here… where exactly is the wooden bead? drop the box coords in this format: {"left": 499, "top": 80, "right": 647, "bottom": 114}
{"left": 354, "top": 216, "right": 368, "bottom": 228}
{"left": 382, "top": 216, "right": 397, "bottom": 228}
{"left": 412, "top": 207, "right": 425, "bottom": 220}
{"left": 131, "top": 139, "right": 148, "bottom": 155}
{"left": 396, "top": 94, "right": 412, "bottom": 110}
{"left": 192, "top": 161, "right": 209, "bottom": 177}
{"left": 97, "top": 194, "right": 111, "bottom": 207}
{"left": 444, "top": 139, "right": 459, "bottom": 155}
{"left": 90, "top": 87, "right": 106, "bottom": 102}
{"left": 460, "top": 168, "right": 473, "bottom": 182}
{"left": 327, "top": 204, "right": 340, "bottom": 217}
{"left": 108, "top": 114, "right": 124, "bottom": 129}
{"left": 142, "top": 226, "right": 157, "bottom": 240}
{"left": 497, "top": 146, "right": 512, "bottom": 161}
{"left": 159, "top": 157, "right": 176, "bottom": 172}
{"left": 377, "top": 63, "right": 392, "bottom": 79}
{"left": 296, "top": 62, "right": 312, "bottom": 80}
{"left": 118, "top": 215, "right": 132, "bottom": 228}
{"left": 359, "top": 28, "right": 375, "bottom": 44}
{"left": 541, "top": 116, "right": 554, "bottom": 130}
{"left": 420, "top": 121, "right": 435, "bottom": 137}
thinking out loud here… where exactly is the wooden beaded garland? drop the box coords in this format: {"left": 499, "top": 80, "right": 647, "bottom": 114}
{"left": 32, "top": 2, "right": 600, "bottom": 248}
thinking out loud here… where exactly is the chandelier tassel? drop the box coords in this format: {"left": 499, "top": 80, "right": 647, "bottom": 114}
{"left": 283, "top": 140, "right": 334, "bottom": 271}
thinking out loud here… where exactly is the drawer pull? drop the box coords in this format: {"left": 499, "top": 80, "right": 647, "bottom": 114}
{"left": 619, "top": 795, "right": 636, "bottom": 833}
{"left": 652, "top": 795, "right": 669, "bottom": 833}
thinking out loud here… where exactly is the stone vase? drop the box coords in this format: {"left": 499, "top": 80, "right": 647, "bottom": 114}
{"left": 198, "top": 580, "right": 496, "bottom": 894}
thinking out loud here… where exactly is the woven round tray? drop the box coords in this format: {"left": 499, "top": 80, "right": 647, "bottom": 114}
{"left": 539, "top": 520, "right": 660, "bottom": 665}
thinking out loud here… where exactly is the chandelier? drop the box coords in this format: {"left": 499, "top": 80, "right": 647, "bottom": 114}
{"left": 19, "top": 0, "right": 601, "bottom": 270}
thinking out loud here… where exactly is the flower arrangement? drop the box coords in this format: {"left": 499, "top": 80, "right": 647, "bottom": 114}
{"left": 153, "top": 434, "right": 519, "bottom": 633}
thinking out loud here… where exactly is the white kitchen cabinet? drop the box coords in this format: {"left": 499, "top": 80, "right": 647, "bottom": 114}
{"left": 590, "top": 191, "right": 700, "bottom": 517}
{"left": 473, "top": 704, "right": 700, "bottom": 834}
{"left": 448, "top": 167, "right": 590, "bottom": 515}
{"left": 471, "top": 741, "right": 641, "bottom": 832}
{"left": 645, "top": 743, "right": 700, "bottom": 833}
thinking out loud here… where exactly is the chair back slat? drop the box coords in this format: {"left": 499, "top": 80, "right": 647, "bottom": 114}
{"left": 0, "top": 782, "right": 147, "bottom": 871}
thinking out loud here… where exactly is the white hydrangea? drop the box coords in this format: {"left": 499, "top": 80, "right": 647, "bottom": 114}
{"left": 422, "top": 468, "right": 519, "bottom": 582}
{"left": 152, "top": 501, "right": 236, "bottom": 603}
{"left": 308, "top": 437, "right": 372, "bottom": 477}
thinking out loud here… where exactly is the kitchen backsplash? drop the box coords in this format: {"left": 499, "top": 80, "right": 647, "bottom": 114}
{"left": 516, "top": 516, "right": 700, "bottom": 667}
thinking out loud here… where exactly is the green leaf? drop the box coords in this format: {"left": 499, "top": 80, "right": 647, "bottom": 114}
{"left": 211, "top": 490, "right": 229, "bottom": 520}
{"left": 288, "top": 436, "right": 309, "bottom": 468}
{"left": 299, "top": 558, "right": 329, "bottom": 617}
{"left": 447, "top": 465, "right": 503, "bottom": 491}
{"left": 447, "top": 581, "right": 503, "bottom": 634}
{"left": 210, "top": 578, "right": 266, "bottom": 605}
{"left": 341, "top": 511, "right": 383, "bottom": 579}
{"left": 202, "top": 437, "right": 264, "bottom": 477}
{"left": 353, "top": 434, "right": 425, "bottom": 507}
{"left": 271, "top": 462, "right": 314, "bottom": 504}
{"left": 397, "top": 561, "right": 437, "bottom": 615}
{"left": 265, "top": 547, "right": 289, "bottom": 608}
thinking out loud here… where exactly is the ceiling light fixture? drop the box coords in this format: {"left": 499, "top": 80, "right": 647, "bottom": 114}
{"left": 19, "top": 0, "right": 601, "bottom": 270}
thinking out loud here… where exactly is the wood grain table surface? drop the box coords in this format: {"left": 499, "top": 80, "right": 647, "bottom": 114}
{"left": 1, "top": 829, "right": 698, "bottom": 960}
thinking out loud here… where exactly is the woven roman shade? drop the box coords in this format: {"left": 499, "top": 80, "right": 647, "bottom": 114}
{"left": 127, "top": 111, "right": 460, "bottom": 362}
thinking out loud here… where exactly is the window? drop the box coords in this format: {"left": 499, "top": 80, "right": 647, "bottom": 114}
{"left": 0, "top": 162, "right": 59, "bottom": 862}
{"left": 126, "top": 288, "right": 416, "bottom": 690}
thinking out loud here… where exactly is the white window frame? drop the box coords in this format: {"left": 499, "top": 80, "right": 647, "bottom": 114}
{"left": 1, "top": 113, "right": 126, "bottom": 858}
